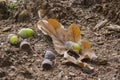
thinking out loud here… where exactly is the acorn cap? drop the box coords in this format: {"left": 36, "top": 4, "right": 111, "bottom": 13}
{"left": 7, "top": 34, "right": 16, "bottom": 42}
{"left": 42, "top": 59, "right": 52, "bottom": 70}
{"left": 44, "top": 50, "right": 55, "bottom": 60}
{"left": 64, "top": 41, "right": 74, "bottom": 49}
{"left": 20, "top": 40, "right": 30, "bottom": 51}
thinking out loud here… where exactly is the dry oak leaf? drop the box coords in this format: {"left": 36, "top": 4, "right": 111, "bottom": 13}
{"left": 37, "top": 19, "right": 81, "bottom": 55}
{"left": 37, "top": 10, "right": 97, "bottom": 68}
{"left": 66, "top": 23, "right": 81, "bottom": 42}
{"left": 63, "top": 40, "right": 97, "bottom": 69}
{"left": 81, "top": 40, "right": 97, "bottom": 59}
{"left": 37, "top": 19, "right": 97, "bottom": 69}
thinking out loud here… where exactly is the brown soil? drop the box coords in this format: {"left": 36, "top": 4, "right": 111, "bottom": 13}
{"left": 0, "top": 0, "right": 120, "bottom": 80}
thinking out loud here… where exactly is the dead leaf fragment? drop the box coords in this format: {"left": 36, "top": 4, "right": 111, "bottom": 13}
{"left": 64, "top": 52, "right": 94, "bottom": 69}
{"left": 2, "top": 26, "right": 11, "bottom": 32}
{"left": 48, "top": 19, "right": 61, "bottom": 29}
{"left": 67, "top": 24, "right": 81, "bottom": 42}
{"left": 81, "top": 40, "right": 91, "bottom": 49}
{"left": 37, "top": 19, "right": 66, "bottom": 55}
{"left": 81, "top": 40, "right": 97, "bottom": 59}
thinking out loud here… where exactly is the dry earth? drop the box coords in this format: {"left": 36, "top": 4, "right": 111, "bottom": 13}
{"left": 0, "top": 0, "right": 120, "bottom": 80}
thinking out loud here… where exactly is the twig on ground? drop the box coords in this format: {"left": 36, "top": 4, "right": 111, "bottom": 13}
{"left": 94, "top": 19, "right": 109, "bottom": 30}
{"left": 106, "top": 24, "right": 120, "bottom": 32}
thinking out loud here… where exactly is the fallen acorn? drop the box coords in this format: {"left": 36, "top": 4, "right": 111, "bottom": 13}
{"left": 18, "top": 28, "right": 34, "bottom": 38}
{"left": 7, "top": 34, "right": 19, "bottom": 45}
{"left": 20, "top": 40, "right": 30, "bottom": 51}
{"left": 45, "top": 50, "right": 55, "bottom": 60}
{"left": 65, "top": 41, "right": 81, "bottom": 51}
{"left": 73, "top": 43, "right": 81, "bottom": 51}
{"left": 42, "top": 59, "right": 52, "bottom": 70}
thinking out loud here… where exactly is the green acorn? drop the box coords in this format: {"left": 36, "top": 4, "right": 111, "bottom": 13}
{"left": 73, "top": 43, "right": 81, "bottom": 51}
{"left": 8, "top": 34, "right": 19, "bottom": 44}
{"left": 18, "top": 28, "right": 34, "bottom": 38}
{"left": 65, "top": 41, "right": 81, "bottom": 51}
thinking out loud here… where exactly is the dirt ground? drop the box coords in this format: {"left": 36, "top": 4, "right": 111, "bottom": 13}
{"left": 0, "top": 0, "right": 120, "bottom": 80}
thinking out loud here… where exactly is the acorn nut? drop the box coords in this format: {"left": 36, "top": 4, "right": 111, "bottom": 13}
{"left": 18, "top": 28, "right": 34, "bottom": 38}
{"left": 45, "top": 50, "right": 55, "bottom": 60}
{"left": 7, "top": 34, "right": 19, "bottom": 45}
{"left": 65, "top": 41, "right": 81, "bottom": 51}
{"left": 42, "top": 59, "right": 52, "bottom": 70}
{"left": 73, "top": 43, "right": 81, "bottom": 51}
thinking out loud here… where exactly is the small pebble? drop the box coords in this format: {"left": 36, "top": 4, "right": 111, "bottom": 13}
{"left": 82, "top": 67, "right": 94, "bottom": 74}
{"left": 99, "top": 59, "right": 108, "bottom": 65}
{"left": 69, "top": 72, "right": 75, "bottom": 77}
{"left": 58, "top": 71, "right": 64, "bottom": 79}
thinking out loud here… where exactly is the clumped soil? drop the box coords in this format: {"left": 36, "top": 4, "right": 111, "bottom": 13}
{"left": 0, "top": 0, "right": 120, "bottom": 80}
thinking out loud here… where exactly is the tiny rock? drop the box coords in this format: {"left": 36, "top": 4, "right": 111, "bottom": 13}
{"left": 69, "top": 72, "right": 75, "bottom": 77}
